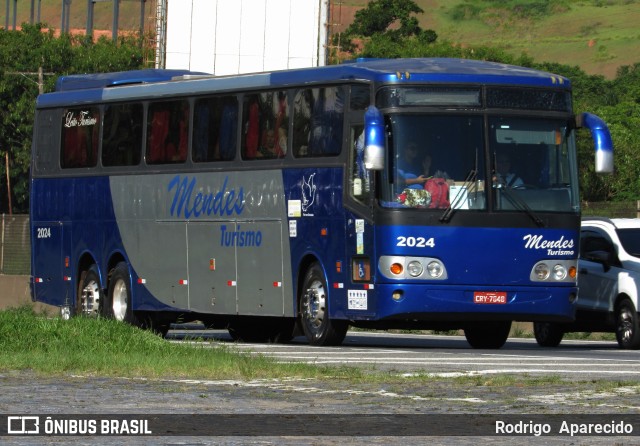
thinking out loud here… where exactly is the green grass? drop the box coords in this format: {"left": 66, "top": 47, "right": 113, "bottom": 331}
{"left": 0, "top": 306, "right": 621, "bottom": 391}
{"left": 0, "top": 306, "right": 353, "bottom": 380}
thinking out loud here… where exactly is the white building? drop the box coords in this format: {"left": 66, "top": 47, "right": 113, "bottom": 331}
{"left": 163, "top": 0, "right": 329, "bottom": 75}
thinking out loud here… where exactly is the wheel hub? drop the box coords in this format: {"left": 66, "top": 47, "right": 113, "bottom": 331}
{"left": 81, "top": 281, "right": 101, "bottom": 317}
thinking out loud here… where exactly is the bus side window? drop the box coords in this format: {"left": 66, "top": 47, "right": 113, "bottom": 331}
{"left": 242, "top": 95, "right": 260, "bottom": 160}
{"left": 292, "top": 89, "right": 311, "bottom": 157}
{"left": 61, "top": 107, "right": 100, "bottom": 169}
{"left": 193, "top": 96, "right": 238, "bottom": 162}
{"left": 242, "top": 92, "right": 288, "bottom": 160}
{"left": 102, "top": 103, "right": 142, "bottom": 167}
{"left": 293, "top": 87, "right": 344, "bottom": 158}
{"left": 146, "top": 100, "right": 189, "bottom": 164}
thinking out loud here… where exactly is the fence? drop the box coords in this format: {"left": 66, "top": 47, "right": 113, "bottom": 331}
{"left": 581, "top": 201, "right": 640, "bottom": 218}
{"left": 3, "top": 203, "right": 640, "bottom": 275}
{"left": 1, "top": 214, "right": 30, "bottom": 275}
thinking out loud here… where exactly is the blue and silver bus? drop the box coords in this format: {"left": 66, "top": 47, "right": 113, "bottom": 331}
{"left": 30, "top": 58, "right": 613, "bottom": 348}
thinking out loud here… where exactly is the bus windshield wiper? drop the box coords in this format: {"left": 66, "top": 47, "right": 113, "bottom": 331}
{"left": 441, "top": 148, "right": 479, "bottom": 223}
{"left": 498, "top": 186, "right": 546, "bottom": 228}
{"left": 440, "top": 169, "right": 477, "bottom": 223}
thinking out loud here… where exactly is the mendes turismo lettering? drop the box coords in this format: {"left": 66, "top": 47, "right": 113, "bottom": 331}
{"left": 168, "top": 175, "right": 245, "bottom": 219}
{"left": 522, "top": 234, "right": 575, "bottom": 256}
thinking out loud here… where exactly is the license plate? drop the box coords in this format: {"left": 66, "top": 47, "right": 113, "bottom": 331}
{"left": 473, "top": 291, "right": 507, "bottom": 304}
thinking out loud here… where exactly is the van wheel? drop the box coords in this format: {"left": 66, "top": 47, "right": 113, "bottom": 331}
{"left": 464, "top": 321, "right": 511, "bottom": 349}
{"left": 299, "top": 262, "right": 348, "bottom": 346}
{"left": 616, "top": 298, "right": 640, "bottom": 349}
{"left": 533, "top": 322, "right": 565, "bottom": 347}
{"left": 105, "top": 262, "right": 136, "bottom": 325}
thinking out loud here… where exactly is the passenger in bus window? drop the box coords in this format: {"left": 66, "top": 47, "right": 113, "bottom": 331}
{"left": 493, "top": 153, "right": 523, "bottom": 188}
{"left": 243, "top": 97, "right": 260, "bottom": 159}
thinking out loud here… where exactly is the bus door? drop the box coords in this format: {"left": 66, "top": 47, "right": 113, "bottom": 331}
{"left": 187, "top": 222, "right": 237, "bottom": 314}
{"left": 345, "top": 123, "right": 376, "bottom": 315}
{"left": 236, "top": 221, "right": 285, "bottom": 316}
{"left": 31, "top": 221, "right": 70, "bottom": 306}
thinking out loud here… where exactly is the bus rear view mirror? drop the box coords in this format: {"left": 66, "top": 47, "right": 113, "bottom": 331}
{"left": 577, "top": 112, "right": 614, "bottom": 174}
{"left": 364, "top": 106, "right": 385, "bottom": 170}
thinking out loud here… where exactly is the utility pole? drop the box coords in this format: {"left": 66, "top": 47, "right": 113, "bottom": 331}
{"left": 5, "top": 153, "right": 11, "bottom": 216}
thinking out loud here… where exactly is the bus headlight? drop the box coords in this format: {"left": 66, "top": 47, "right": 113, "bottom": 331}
{"left": 378, "top": 256, "right": 448, "bottom": 280}
{"left": 533, "top": 263, "right": 550, "bottom": 280}
{"left": 553, "top": 264, "right": 567, "bottom": 281}
{"left": 407, "top": 261, "right": 423, "bottom": 277}
{"left": 530, "top": 260, "right": 576, "bottom": 282}
{"left": 427, "top": 261, "right": 444, "bottom": 278}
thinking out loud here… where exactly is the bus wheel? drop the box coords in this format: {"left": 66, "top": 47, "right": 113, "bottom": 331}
{"left": 136, "top": 313, "right": 171, "bottom": 338}
{"left": 616, "top": 298, "right": 640, "bottom": 349}
{"left": 299, "top": 263, "right": 348, "bottom": 346}
{"left": 533, "top": 322, "right": 564, "bottom": 347}
{"left": 464, "top": 321, "right": 511, "bottom": 349}
{"left": 106, "top": 262, "right": 136, "bottom": 325}
{"left": 77, "top": 265, "right": 103, "bottom": 317}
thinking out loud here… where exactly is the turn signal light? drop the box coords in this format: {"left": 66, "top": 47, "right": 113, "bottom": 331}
{"left": 390, "top": 263, "right": 403, "bottom": 275}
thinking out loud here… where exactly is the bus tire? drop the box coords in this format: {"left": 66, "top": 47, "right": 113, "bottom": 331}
{"left": 77, "top": 265, "right": 103, "bottom": 317}
{"left": 299, "top": 262, "right": 348, "bottom": 346}
{"left": 136, "top": 312, "right": 171, "bottom": 338}
{"left": 533, "top": 322, "right": 564, "bottom": 347}
{"left": 105, "top": 262, "right": 136, "bottom": 325}
{"left": 464, "top": 321, "right": 511, "bottom": 349}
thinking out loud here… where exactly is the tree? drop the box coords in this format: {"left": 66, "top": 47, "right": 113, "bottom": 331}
{"left": 336, "top": 0, "right": 436, "bottom": 57}
{"left": 0, "top": 24, "right": 145, "bottom": 213}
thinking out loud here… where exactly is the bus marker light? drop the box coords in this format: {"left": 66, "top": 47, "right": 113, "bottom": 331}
{"left": 210, "top": 259, "right": 215, "bottom": 271}
{"left": 227, "top": 280, "right": 237, "bottom": 287}
{"left": 364, "top": 284, "right": 374, "bottom": 290}
{"left": 321, "top": 228, "right": 328, "bottom": 236}
{"left": 64, "top": 256, "right": 70, "bottom": 268}
{"left": 137, "top": 278, "right": 146, "bottom": 284}
{"left": 35, "top": 277, "right": 43, "bottom": 283}
{"left": 273, "top": 281, "right": 282, "bottom": 287}
{"left": 179, "top": 279, "right": 188, "bottom": 285}
{"left": 333, "top": 283, "right": 344, "bottom": 288}
{"left": 64, "top": 276, "right": 72, "bottom": 281}
{"left": 336, "top": 261, "right": 342, "bottom": 273}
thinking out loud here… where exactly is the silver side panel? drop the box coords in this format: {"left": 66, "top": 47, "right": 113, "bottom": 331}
{"left": 110, "top": 170, "right": 294, "bottom": 317}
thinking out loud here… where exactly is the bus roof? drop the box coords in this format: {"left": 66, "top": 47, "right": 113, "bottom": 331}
{"left": 54, "top": 69, "right": 206, "bottom": 91}
{"left": 38, "top": 58, "right": 571, "bottom": 108}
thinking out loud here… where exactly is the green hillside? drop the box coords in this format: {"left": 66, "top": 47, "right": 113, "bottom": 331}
{"left": 3, "top": 0, "right": 639, "bottom": 78}
{"left": 418, "top": 0, "right": 640, "bottom": 79}
{"left": 336, "top": 0, "right": 640, "bottom": 78}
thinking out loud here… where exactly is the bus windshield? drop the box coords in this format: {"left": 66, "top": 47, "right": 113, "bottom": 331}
{"left": 380, "top": 114, "right": 579, "bottom": 213}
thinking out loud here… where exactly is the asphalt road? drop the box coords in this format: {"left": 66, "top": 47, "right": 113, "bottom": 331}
{"left": 166, "top": 328, "right": 640, "bottom": 379}
{"left": 2, "top": 329, "right": 639, "bottom": 446}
